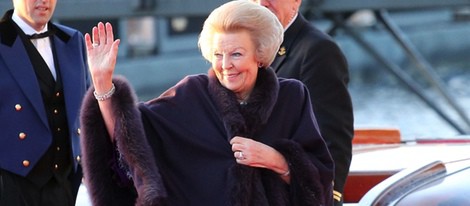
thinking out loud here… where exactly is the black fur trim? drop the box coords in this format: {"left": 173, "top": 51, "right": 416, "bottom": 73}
{"left": 80, "top": 78, "right": 137, "bottom": 205}
{"left": 80, "top": 76, "right": 167, "bottom": 205}
{"left": 208, "top": 68, "right": 284, "bottom": 206}
{"left": 272, "top": 139, "right": 325, "bottom": 206}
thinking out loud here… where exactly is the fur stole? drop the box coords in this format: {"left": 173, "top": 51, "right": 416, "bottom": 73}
{"left": 208, "top": 68, "right": 326, "bottom": 206}
{"left": 208, "top": 67, "right": 281, "bottom": 206}
{"left": 81, "top": 70, "right": 328, "bottom": 205}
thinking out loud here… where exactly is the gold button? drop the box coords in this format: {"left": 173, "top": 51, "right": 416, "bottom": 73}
{"left": 15, "top": 104, "right": 22, "bottom": 111}
{"left": 77, "top": 128, "right": 81, "bottom": 135}
{"left": 76, "top": 155, "right": 81, "bottom": 162}
{"left": 19, "top": 132, "right": 26, "bottom": 140}
{"left": 23, "top": 160, "right": 30, "bottom": 167}
{"left": 56, "top": 92, "right": 61, "bottom": 97}
{"left": 54, "top": 164, "right": 59, "bottom": 169}
{"left": 53, "top": 109, "right": 59, "bottom": 114}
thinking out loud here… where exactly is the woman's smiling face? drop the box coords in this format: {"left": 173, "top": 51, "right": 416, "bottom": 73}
{"left": 211, "top": 30, "right": 259, "bottom": 100}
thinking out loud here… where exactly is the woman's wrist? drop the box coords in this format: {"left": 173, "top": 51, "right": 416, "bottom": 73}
{"left": 94, "top": 83, "right": 115, "bottom": 101}
{"left": 268, "top": 147, "right": 290, "bottom": 177}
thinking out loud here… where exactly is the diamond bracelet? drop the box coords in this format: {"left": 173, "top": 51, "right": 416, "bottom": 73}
{"left": 93, "top": 83, "right": 115, "bottom": 101}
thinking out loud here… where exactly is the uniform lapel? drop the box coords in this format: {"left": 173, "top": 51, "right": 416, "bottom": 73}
{"left": 270, "top": 14, "right": 307, "bottom": 72}
{"left": 0, "top": 32, "right": 49, "bottom": 128}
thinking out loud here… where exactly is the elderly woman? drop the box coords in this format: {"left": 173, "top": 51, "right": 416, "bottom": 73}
{"left": 80, "top": 1, "right": 333, "bottom": 205}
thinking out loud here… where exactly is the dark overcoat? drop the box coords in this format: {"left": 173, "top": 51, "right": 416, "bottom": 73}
{"left": 271, "top": 13, "right": 354, "bottom": 201}
{"left": 80, "top": 68, "right": 334, "bottom": 206}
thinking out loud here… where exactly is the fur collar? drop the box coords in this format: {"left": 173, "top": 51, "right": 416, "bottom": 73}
{"left": 208, "top": 68, "right": 286, "bottom": 206}
{"left": 207, "top": 67, "right": 279, "bottom": 140}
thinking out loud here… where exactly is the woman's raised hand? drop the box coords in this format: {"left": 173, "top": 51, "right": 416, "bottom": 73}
{"left": 84, "top": 22, "right": 120, "bottom": 93}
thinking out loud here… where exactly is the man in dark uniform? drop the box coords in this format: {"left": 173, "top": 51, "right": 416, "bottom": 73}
{"left": 253, "top": 0, "right": 354, "bottom": 205}
{"left": 0, "top": 0, "right": 89, "bottom": 205}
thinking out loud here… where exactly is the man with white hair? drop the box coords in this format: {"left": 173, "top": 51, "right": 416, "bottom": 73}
{"left": 252, "top": 0, "right": 354, "bottom": 205}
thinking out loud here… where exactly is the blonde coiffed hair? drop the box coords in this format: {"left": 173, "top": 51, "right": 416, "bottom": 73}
{"left": 198, "top": 0, "right": 284, "bottom": 67}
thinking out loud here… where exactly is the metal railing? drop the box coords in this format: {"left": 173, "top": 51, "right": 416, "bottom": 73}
{"left": 0, "top": 0, "right": 227, "bottom": 20}
{"left": 2, "top": 0, "right": 469, "bottom": 20}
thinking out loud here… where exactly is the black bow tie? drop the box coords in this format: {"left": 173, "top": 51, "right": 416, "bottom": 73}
{"left": 28, "top": 30, "right": 55, "bottom": 39}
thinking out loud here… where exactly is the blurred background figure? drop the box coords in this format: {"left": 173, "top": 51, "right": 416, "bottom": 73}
{"left": 251, "top": 0, "right": 354, "bottom": 204}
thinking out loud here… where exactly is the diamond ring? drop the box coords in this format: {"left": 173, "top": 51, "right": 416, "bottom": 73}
{"left": 236, "top": 151, "right": 245, "bottom": 160}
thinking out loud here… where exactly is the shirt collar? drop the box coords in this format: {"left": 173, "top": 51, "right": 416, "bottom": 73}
{"left": 284, "top": 13, "right": 298, "bottom": 31}
{"left": 12, "top": 10, "right": 48, "bottom": 36}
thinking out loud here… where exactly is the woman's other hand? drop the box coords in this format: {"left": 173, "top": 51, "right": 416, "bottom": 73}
{"left": 230, "top": 136, "right": 290, "bottom": 180}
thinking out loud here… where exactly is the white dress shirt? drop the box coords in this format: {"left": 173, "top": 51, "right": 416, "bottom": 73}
{"left": 12, "top": 11, "right": 57, "bottom": 81}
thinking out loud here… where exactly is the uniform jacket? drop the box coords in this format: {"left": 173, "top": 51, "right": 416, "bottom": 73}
{"left": 0, "top": 10, "right": 89, "bottom": 177}
{"left": 271, "top": 13, "right": 354, "bottom": 200}
{"left": 80, "top": 68, "right": 334, "bottom": 206}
